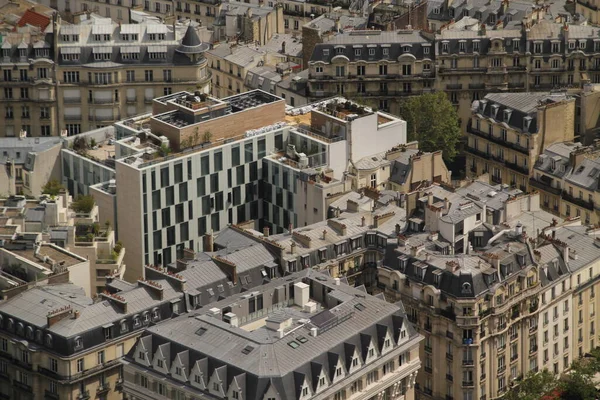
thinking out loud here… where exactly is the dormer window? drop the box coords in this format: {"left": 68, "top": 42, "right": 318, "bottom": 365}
{"left": 491, "top": 104, "right": 499, "bottom": 119}
{"left": 433, "top": 7, "right": 440, "bottom": 14}
{"left": 442, "top": 42, "right": 449, "bottom": 53}
{"left": 35, "top": 49, "right": 49, "bottom": 58}
{"left": 354, "top": 48, "right": 361, "bottom": 56}
{"left": 19, "top": 48, "right": 26, "bottom": 58}
{"left": 133, "top": 315, "right": 141, "bottom": 327}
{"left": 459, "top": 41, "right": 466, "bottom": 52}
{"left": 473, "top": 40, "right": 480, "bottom": 52}
{"left": 503, "top": 109, "right": 512, "bottom": 122}
{"left": 534, "top": 42, "right": 542, "bottom": 53}
{"left": 423, "top": 46, "right": 430, "bottom": 55}
{"left": 569, "top": 41, "right": 576, "bottom": 50}
{"left": 383, "top": 48, "right": 389, "bottom": 56}
{"left": 552, "top": 42, "right": 560, "bottom": 53}
{"left": 352, "top": 357, "right": 359, "bottom": 367}
{"left": 323, "top": 49, "right": 329, "bottom": 56}
{"left": 336, "top": 47, "right": 344, "bottom": 55}
{"left": 402, "top": 45, "right": 411, "bottom": 53}
{"left": 523, "top": 117, "right": 532, "bottom": 131}
{"left": 513, "top": 39, "right": 520, "bottom": 51}
{"left": 368, "top": 48, "right": 375, "bottom": 56}
{"left": 120, "top": 320, "right": 128, "bottom": 333}
{"left": 45, "top": 334, "right": 53, "bottom": 348}
{"left": 580, "top": 40, "right": 587, "bottom": 49}
{"left": 74, "top": 336, "right": 83, "bottom": 349}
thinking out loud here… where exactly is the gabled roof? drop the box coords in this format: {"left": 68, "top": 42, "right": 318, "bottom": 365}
{"left": 16, "top": 9, "right": 51, "bottom": 32}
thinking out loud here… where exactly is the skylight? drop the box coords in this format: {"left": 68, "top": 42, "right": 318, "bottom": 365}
{"left": 288, "top": 341, "right": 300, "bottom": 349}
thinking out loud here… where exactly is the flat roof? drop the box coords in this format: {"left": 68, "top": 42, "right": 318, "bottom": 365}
{"left": 12, "top": 244, "right": 85, "bottom": 269}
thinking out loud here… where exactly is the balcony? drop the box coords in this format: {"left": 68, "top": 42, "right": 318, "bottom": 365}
{"left": 469, "top": 83, "right": 486, "bottom": 89}
{"left": 465, "top": 145, "right": 490, "bottom": 160}
{"left": 425, "top": 345, "right": 432, "bottom": 353}
{"left": 462, "top": 380, "right": 475, "bottom": 388}
{"left": 97, "top": 382, "right": 110, "bottom": 394}
{"left": 491, "top": 175, "right": 502, "bottom": 184}
{"left": 63, "top": 97, "right": 81, "bottom": 104}
{"left": 463, "top": 359, "right": 474, "bottom": 366}
{"left": 530, "top": 178, "right": 562, "bottom": 195}
{"left": 13, "top": 380, "right": 33, "bottom": 392}
{"left": 64, "top": 115, "right": 82, "bottom": 120}
{"left": 505, "top": 160, "right": 529, "bottom": 175}
{"left": 481, "top": 373, "right": 486, "bottom": 381}
{"left": 562, "top": 191, "right": 594, "bottom": 211}
{"left": 425, "top": 366, "right": 433, "bottom": 374}
{"left": 498, "top": 365, "right": 507, "bottom": 375}
{"left": 466, "top": 123, "right": 530, "bottom": 155}
{"left": 438, "top": 66, "right": 487, "bottom": 74}
{"left": 446, "top": 352, "right": 454, "bottom": 361}
{"left": 446, "top": 374, "right": 454, "bottom": 381}
{"left": 529, "top": 325, "right": 538, "bottom": 334}
{"left": 44, "top": 390, "right": 60, "bottom": 400}
{"left": 77, "top": 390, "right": 90, "bottom": 400}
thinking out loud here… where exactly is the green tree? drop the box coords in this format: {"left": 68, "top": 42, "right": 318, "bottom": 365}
{"left": 398, "top": 92, "right": 462, "bottom": 161}
{"left": 505, "top": 370, "right": 557, "bottom": 400}
{"left": 72, "top": 195, "right": 95, "bottom": 214}
{"left": 559, "top": 357, "right": 599, "bottom": 400}
{"left": 42, "top": 179, "right": 64, "bottom": 196}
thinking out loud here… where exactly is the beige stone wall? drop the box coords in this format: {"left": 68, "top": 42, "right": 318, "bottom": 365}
{"left": 151, "top": 99, "right": 286, "bottom": 150}
{"left": 115, "top": 162, "right": 144, "bottom": 281}
{"left": 56, "top": 61, "right": 210, "bottom": 133}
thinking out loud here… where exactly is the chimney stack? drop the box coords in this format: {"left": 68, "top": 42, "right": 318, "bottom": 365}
{"left": 361, "top": 216, "right": 365, "bottom": 227}
{"left": 322, "top": 229, "right": 327, "bottom": 240}
{"left": 203, "top": 231, "right": 214, "bottom": 252}
{"left": 263, "top": 226, "right": 270, "bottom": 237}
{"left": 291, "top": 242, "right": 296, "bottom": 254}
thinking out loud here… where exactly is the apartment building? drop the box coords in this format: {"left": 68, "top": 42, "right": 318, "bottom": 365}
{"left": 531, "top": 141, "right": 600, "bottom": 225}
{"left": 376, "top": 182, "right": 572, "bottom": 400}
{"left": 346, "top": 141, "right": 452, "bottom": 193}
{"left": 208, "top": 45, "right": 267, "bottom": 98}
{"left": 307, "top": 30, "right": 436, "bottom": 115}
{"left": 0, "top": 136, "right": 63, "bottom": 196}
{"left": 208, "top": 34, "right": 303, "bottom": 99}
{"left": 80, "top": 92, "right": 408, "bottom": 281}
{"left": 278, "top": 0, "right": 333, "bottom": 33}
{"left": 426, "top": 0, "right": 549, "bottom": 32}
{"left": 302, "top": 12, "right": 368, "bottom": 67}
{"left": 0, "top": 276, "right": 184, "bottom": 400}
{"left": 105, "top": 90, "right": 286, "bottom": 279}
{"left": 61, "top": 126, "right": 118, "bottom": 197}
{"left": 122, "top": 269, "right": 422, "bottom": 400}
{"left": 466, "top": 92, "right": 575, "bottom": 192}
{"left": 55, "top": 18, "right": 211, "bottom": 135}
{"left": 0, "top": 191, "right": 126, "bottom": 295}
{"left": 551, "top": 224, "right": 600, "bottom": 359}
{"left": 0, "top": 26, "right": 57, "bottom": 138}
{"left": 436, "top": 21, "right": 600, "bottom": 129}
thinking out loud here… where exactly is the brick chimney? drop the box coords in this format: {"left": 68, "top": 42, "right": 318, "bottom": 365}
{"left": 47, "top": 305, "right": 73, "bottom": 327}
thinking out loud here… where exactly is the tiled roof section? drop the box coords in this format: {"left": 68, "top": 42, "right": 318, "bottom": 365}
{"left": 16, "top": 9, "right": 51, "bottom": 31}
{"left": 310, "top": 30, "right": 433, "bottom": 63}
{"left": 138, "top": 269, "right": 419, "bottom": 394}
{"left": 353, "top": 152, "right": 390, "bottom": 170}
{"left": 388, "top": 149, "right": 421, "bottom": 185}
{"left": 564, "top": 157, "right": 600, "bottom": 191}
{"left": 474, "top": 92, "right": 570, "bottom": 133}
{"left": 0, "top": 137, "right": 62, "bottom": 165}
